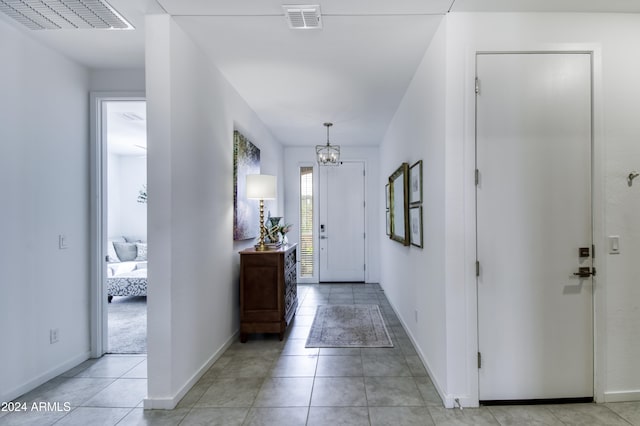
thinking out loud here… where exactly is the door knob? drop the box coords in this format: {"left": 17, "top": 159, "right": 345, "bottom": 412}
{"left": 573, "top": 267, "right": 593, "bottom": 278}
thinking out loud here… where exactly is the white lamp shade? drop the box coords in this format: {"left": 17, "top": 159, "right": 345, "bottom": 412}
{"left": 246, "top": 174, "right": 277, "bottom": 200}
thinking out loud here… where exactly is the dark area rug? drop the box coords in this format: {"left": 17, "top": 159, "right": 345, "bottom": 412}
{"left": 306, "top": 304, "right": 393, "bottom": 348}
{"left": 108, "top": 296, "right": 147, "bottom": 354}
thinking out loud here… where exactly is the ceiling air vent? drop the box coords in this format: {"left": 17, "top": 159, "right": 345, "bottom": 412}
{"left": 0, "top": 0, "right": 133, "bottom": 30}
{"left": 282, "top": 4, "right": 322, "bottom": 30}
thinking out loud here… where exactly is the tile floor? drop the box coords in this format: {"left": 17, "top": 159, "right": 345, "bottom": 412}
{"left": 3, "top": 283, "right": 640, "bottom": 425}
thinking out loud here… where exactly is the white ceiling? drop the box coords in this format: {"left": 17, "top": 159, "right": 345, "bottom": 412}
{"left": 3, "top": 0, "right": 639, "bottom": 146}
{"left": 106, "top": 100, "right": 147, "bottom": 156}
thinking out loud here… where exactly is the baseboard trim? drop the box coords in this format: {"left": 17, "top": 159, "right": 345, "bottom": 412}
{"left": 603, "top": 390, "right": 640, "bottom": 403}
{"left": 143, "top": 330, "right": 239, "bottom": 410}
{"left": 383, "top": 298, "right": 452, "bottom": 408}
{"left": 2, "top": 351, "right": 91, "bottom": 403}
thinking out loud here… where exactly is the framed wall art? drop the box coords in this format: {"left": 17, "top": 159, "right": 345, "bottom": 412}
{"left": 386, "top": 210, "right": 391, "bottom": 236}
{"left": 385, "top": 183, "right": 390, "bottom": 210}
{"left": 389, "top": 162, "right": 409, "bottom": 246}
{"left": 409, "top": 160, "right": 422, "bottom": 205}
{"left": 409, "top": 205, "right": 423, "bottom": 248}
{"left": 233, "top": 130, "right": 260, "bottom": 240}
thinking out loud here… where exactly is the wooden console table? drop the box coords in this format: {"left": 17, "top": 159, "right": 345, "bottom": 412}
{"left": 239, "top": 244, "right": 297, "bottom": 342}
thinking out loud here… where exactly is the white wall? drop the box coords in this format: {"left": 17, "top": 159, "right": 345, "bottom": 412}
{"left": 90, "top": 69, "right": 145, "bottom": 92}
{"left": 445, "top": 11, "right": 640, "bottom": 404}
{"left": 107, "top": 154, "right": 148, "bottom": 241}
{"left": 0, "top": 23, "right": 147, "bottom": 402}
{"left": 382, "top": 12, "right": 640, "bottom": 407}
{"left": 284, "top": 146, "right": 381, "bottom": 284}
{"left": 0, "top": 18, "right": 91, "bottom": 402}
{"left": 145, "top": 14, "right": 284, "bottom": 408}
{"left": 379, "top": 16, "right": 449, "bottom": 404}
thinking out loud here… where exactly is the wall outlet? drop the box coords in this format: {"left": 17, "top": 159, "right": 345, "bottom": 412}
{"left": 50, "top": 328, "right": 59, "bottom": 344}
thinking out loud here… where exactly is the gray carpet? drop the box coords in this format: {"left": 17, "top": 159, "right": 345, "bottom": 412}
{"left": 306, "top": 304, "right": 393, "bottom": 348}
{"left": 108, "top": 296, "right": 147, "bottom": 354}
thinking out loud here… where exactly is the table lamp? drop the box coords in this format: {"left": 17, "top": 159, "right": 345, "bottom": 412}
{"left": 246, "top": 174, "right": 277, "bottom": 251}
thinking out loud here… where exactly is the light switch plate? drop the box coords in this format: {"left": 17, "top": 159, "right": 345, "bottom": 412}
{"left": 59, "top": 234, "right": 68, "bottom": 249}
{"left": 609, "top": 235, "right": 620, "bottom": 254}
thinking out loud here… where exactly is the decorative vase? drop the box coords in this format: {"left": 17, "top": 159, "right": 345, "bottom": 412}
{"left": 265, "top": 217, "right": 282, "bottom": 244}
{"left": 267, "top": 217, "right": 282, "bottom": 228}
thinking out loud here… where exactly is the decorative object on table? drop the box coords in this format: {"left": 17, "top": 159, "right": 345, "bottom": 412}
{"left": 305, "top": 304, "right": 393, "bottom": 348}
{"left": 409, "top": 205, "right": 423, "bottom": 248}
{"left": 246, "top": 174, "right": 276, "bottom": 251}
{"left": 279, "top": 223, "right": 292, "bottom": 245}
{"left": 389, "top": 162, "right": 409, "bottom": 246}
{"left": 265, "top": 216, "right": 282, "bottom": 244}
{"left": 409, "top": 160, "right": 422, "bottom": 205}
{"left": 137, "top": 184, "right": 147, "bottom": 204}
{"left": 233, "top": 130, "right": 261, "bottom": 240}
{"left": 316, "top": 122, "right": 340, "bottom": 166}
{"left": 264, "top": 216, "right": 293, "bottom": 246}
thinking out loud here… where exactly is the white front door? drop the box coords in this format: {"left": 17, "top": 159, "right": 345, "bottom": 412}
{"left": 476, "top": 53, "right": 593, "bottom": 401}
{"left": 319, "top": 161, "right": 366, "bottom": 282}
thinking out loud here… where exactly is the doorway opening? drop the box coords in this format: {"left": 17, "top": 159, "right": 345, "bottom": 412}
{"left": 105, "top": 100, "right": 147, "bottom": 354}
{"left": 91, "top": 94, "right": 147, "bottom": 356}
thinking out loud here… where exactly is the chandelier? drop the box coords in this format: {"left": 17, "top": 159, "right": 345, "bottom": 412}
{"left": 316, "top": 122, "right": 340, "bottom": 166}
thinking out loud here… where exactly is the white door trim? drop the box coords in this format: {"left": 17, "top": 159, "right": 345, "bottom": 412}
{"left": 459, "top": 46, "right": 604, "bottom": 406}
{"left": 89, "top": 91, "right": 145, "bottom": 358}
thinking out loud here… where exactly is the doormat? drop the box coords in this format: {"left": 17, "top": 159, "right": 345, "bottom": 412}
{"left": 305, "top": 304, "right": 393, "bottom": 348}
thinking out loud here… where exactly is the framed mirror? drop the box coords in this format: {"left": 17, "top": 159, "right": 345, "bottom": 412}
{"left": 389, "top": 162, "right": 409, "bottom": 245}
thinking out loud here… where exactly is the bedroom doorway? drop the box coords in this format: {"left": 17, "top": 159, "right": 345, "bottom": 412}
{"left": 90, "top": 93, "right": 147, "bottom": 356}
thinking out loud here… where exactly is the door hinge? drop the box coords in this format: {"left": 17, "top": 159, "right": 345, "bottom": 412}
{"left": 478, "top": 352, "right": 482, "bottom": 369}
{"left": 475, "top": 169, "right": 479, "bottom": 186}
{"left": 592, "top": 244, "right": 596, "bottom": 259}
{"left": 592, "top": 267, "right": 596, "bottom": 277}
{"left": 363, "top": 232, "right": 366, "bottom": 239}
{"left": 475, "top": 78, "right": 480, "bottom": 95}
{"left": 476, "top": 261, "right": 480, "bottom": 277}
{"left": 105, "top": 255, "right": 109, "bottom": 262}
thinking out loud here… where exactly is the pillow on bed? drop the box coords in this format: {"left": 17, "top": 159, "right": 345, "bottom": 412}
{"left": 113, "top": 242, "right": 138, "bottom": 262}
{"left": 107, "top": 242, "right": 120, "bottom": 263}
{"left": 135, "top": 243, "right": 147, "bottom": 261}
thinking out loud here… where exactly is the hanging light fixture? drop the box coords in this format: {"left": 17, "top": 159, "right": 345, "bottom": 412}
{"left": 316, "top": 122, "right": 340, "bottom": 166}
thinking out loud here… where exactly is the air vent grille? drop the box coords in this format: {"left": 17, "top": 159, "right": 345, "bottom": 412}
{"left": 282, "top": 4, "right": 322, "bottom": 29}
{"left": 0, "top": 0, "right": 133, "bottom": 30}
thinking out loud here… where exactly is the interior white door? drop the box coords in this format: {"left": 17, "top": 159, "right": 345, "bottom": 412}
{"left": 319, "top": 161, "right": 366, "bottom": 282}
{"left": 477, "top": 53, "right": 593, "bottom": 401}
